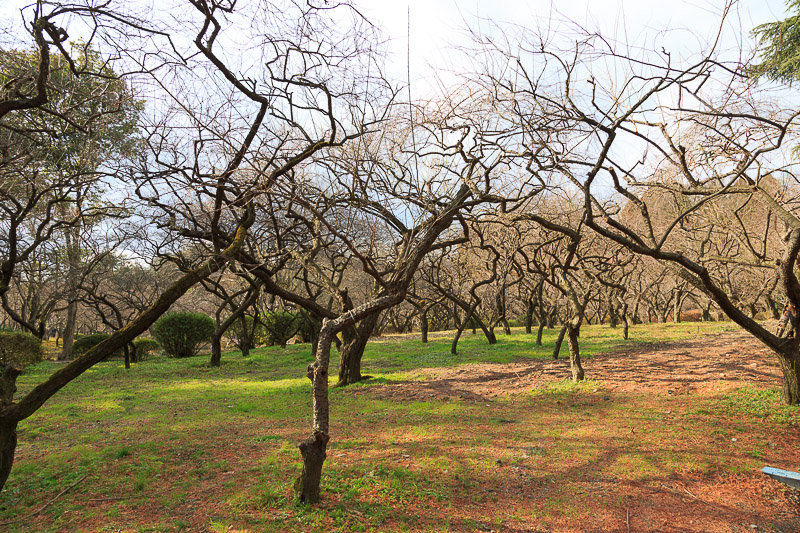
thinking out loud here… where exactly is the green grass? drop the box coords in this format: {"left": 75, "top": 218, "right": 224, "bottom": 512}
{"left": 361, "top": 321, "right": 739, "bottom": 373}
{"left": 712, "top": 387, "right": 800, "bottom": 426}
{"left": 0, "top": 320, "right": 792, "bottom": 532}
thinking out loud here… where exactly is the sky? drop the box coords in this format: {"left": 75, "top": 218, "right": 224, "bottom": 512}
{"left": 358, "top": 0, "right": 788, "bottom": 94}
{"left": 1, "top": 1, "right": 789, "bottom": 82}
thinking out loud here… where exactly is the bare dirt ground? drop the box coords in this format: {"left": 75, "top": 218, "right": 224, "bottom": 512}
{"left": 366, "top": 329, "right": 781, "bottom": 402}
{"left": 354, "top": 329, "right": 800, "bottom": 532}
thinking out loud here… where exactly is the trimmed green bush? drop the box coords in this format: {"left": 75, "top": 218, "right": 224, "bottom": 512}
{"left": 0, "top": 330, "right": 43, "bottom": 369}
{"left": 152, "top": 312, "right": 215, "bottom": 358}
{"left": 133, "top": 338, "right": 160, "bottom": 360}
{"left": 72, "top": 333, "right": 115, "bottom": 357}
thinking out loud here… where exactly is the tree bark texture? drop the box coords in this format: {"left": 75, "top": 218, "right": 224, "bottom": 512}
{"left": 451, "top": 306, "right": 476, "bottom": 355}
{"left": 552, "top": 325, "right": 567, "bottom": 360}
{"left": 0, "top": 419, "right": 18, "bottom": 493}
{"left": 297, "top": 325, "right": 334, "bottom": 504}
{"left": 524, "top": 299, "right": 534, "bottom": 334}
{"left": 210, "top": 335, "right": 222, "bottom": 367}
{"left": 420, "top": 309, "right": 429, "bottom": 343}
{"left": 337, "top": 312, "right": 379, "bottom": 386}
{"left": 567, "top": 325, "right": 584, "bottom": 382}
{"left": 60, "top": 301, "right": 78, "bottom": 360}
{"left": 778, "top": 344, "right": 800, "bottom": 405}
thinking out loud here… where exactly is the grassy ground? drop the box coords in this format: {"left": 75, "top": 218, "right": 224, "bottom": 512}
{"left": 1, "top": 321, "right": 798, "bottom": 532}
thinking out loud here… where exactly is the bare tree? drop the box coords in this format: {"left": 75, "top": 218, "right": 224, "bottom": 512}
{"left": 467, "top": 8, "right": 800, "bottom": 402}
{"left": 0, "top": 0, "right": 379, "bottom": 494}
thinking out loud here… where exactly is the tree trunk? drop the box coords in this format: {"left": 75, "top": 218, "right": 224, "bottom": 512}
{"left": 60, "top": 301, "right": 78, "bottom": 360}
{"left": 777, "top": 344, "right": 800, "bottom": 405}
{"left": 451, "top": 306, "right": 476, "bottom": 355}
{"left": 420, "top": 309, "right": 429, "bottom": 343}
{"left": 297, "top": 293, "right": 403, "bottom": 504}
{"left": 296, "top": 324, "right": 334, "bottom": 504}
{"left": 673, "top": 291, "right": 682, "bottom": 323}
{"left": 337, "top": 312, "right": 379, "bottom": 386}
{"left": 0, "top": 365, "right": 21, "bottom": 492}
{"left": 525, "top": 299, "right": 534, "bottom": 334}
{"left": 0, "top": 419, "right": 18, "bottom": 494}
{"left": 608, "top": 297, "right": 618, "bottom": 328}
{"left": 123, "top": 344, "right": 130, "bottom": 370}
{"left": 308, "top": 316, "right": 321, "bottom": 356}
{"left": 552, "top": 325, "right": 567, "bottom": 360}
{"left": 483, "top": 323, "right": 497, "bottom": 344}
{"left": 631, "top": 299, "right": 641, "bottom": 324}
{"left": 451, "top": 304, "right": 462, "bottom": 330}
{"left": 767, "top": 296, "right": 781, "bottom": 320}
{"left": 296, "top": 429, "right": 329, "bottom": 504}
{"left": 60, "top": 223, "right": 82, "bottom": 361}
{"left": 210, "top": 333, "right": 222, "bottom": 367}
{"left": 621, "top": 303, "right": 630, "bottom": 341}
{"left": 466, "top": 312, "right": 496, "bottom": 344}
{"left": 567, "top": 325, "right": 584, "bottom": 382}
{"left": 502, "top": 318, "right": 511, "bottom": 335}
{"left": 536, "top": 320, "right": 545, "bottom": 346}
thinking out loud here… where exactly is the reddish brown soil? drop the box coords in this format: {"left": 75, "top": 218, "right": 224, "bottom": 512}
{"left": 367, "top": 329, "right": 781, "bottom": 402}
{"left": 9, "top": 329, "right": 800, "bottom": 532}
{"left": 357, "top": 329, "right": 800, "bottom": 532}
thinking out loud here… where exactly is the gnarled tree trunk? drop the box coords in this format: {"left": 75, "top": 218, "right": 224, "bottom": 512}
{"left": 536, "top": 320, "right": 545, "bottom": 346}
{"left": 451, "top": 305, "right": 476, "bottom": 355}
{"left": 552, "top": 325, "right": 567, "bottom": 360}
{"left": 567, "top": 324, "right": 584, "bottom": 381}
{"left": 337, "top": 312, "right": 379, "bottom": 386}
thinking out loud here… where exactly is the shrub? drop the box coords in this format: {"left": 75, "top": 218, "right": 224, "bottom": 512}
{"left": 260, "top": 310, "right": 309, "bottom": 347}
{"left": 133, "top": 338, "right": 160, "bottom": 360}
{"left": 152, "top": 312, "right": 215, "bottom": 358}
{"left": 72, "top": 333, "right": 120, "bottom": 358}
{"left": 0, "top": 330, "right": 43, "bottom": 369}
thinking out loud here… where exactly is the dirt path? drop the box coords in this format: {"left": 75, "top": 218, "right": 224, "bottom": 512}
{"left": 366, "top": 329, "right": 781, "bottom": 402}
